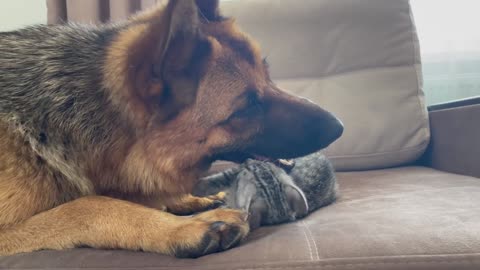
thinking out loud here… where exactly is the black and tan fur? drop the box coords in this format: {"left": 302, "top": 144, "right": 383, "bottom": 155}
{"left": 0, "top": 0, "right": 343, "bottom": 257}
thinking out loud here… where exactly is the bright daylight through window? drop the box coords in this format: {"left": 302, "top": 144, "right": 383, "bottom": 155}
{"left": 411, "top": 0, "right": 480, "bottom": 105}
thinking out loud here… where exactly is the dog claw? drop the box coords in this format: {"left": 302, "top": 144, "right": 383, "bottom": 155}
{"left": 212, "top": 200, "right": 225, "bottom": 208}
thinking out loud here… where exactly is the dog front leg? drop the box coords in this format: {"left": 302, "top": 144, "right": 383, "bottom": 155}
{"left": 164, "top": 193, "right": 227, "bottom": 215}
{"left": 127, "top": 192, "right": 227, "bottom": 215}
{"left": 0, "top": 195, "right": 248, "bottom": 258}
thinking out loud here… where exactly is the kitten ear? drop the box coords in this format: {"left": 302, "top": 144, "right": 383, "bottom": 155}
{"left": 283, "top": 181, "right": 309, "bottom": 218}
{"left": 235, "top": 172, "right": 257, "bottom": 210}
{"left": 236, "top": 174, "right": 265, "bottom": 230}
{"left": 192, "top": 176, "right": 217, "bottom": 196}
{"left": 194, "top": 167, "right": 240, "bottom": 196}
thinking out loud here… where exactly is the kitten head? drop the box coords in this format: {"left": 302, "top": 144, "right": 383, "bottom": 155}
{"left": 240, "top": 159, "right": 308, "bottom": 228}
{"left": 194, "top": 158, "right": 310, "bottom": 229}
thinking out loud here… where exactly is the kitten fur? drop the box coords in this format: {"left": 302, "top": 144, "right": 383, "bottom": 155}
{"left": 194, "top": 151, "right": 338, "bottom": 229}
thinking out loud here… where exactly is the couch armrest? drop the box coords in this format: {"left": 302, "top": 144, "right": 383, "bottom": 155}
{"left": 418, "top": 96, "right": 480, "bottom": 178}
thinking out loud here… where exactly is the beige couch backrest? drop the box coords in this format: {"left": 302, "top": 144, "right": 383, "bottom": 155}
{"left": 222, "top": 0, "right": 430, "bottom": 170}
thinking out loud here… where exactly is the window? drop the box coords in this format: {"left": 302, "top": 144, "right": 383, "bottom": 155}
{"left": 411, "top": 0, "right": 480, "bottom": 105}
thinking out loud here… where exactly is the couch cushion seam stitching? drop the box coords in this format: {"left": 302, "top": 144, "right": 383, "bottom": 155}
{"left": 299, "top": 222, "right": 314, "bottom": 261}
{"left": 301, "top": 220, "right": 319, "bottom": 261}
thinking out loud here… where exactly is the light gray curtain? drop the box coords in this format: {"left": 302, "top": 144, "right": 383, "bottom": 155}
{"left": 46, "top": 0, "right": 161, "bottom": 24}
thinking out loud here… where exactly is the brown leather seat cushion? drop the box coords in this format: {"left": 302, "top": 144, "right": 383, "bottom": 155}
{"left": 2, "top": 167, "right": 480, "bottom": 270}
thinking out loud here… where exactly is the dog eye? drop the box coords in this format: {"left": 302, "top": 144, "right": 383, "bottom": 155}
{"left": 231, "top": 91, "right": 261, "bottom": 119}
{"left": 246, "top": 91, "right": 260, "bottom": 107}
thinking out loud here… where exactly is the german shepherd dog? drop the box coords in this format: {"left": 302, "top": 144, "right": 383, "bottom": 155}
{"left": 0, "top": 0, "right": 343, "bottom": 258}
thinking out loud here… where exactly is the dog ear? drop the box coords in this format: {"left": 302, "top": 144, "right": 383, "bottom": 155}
{"left": 130, "top": 0, "right": 215, "bottom": 121}
{"left": 154, "top": 1, "right": 213, "bottom": 121}
{"left": 195, "top": 0, "right": 223, "bottom": 22}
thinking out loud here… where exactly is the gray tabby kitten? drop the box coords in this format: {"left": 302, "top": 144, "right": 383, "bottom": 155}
{"left": 194, "top": 151, "right": 337, "bottom": 229}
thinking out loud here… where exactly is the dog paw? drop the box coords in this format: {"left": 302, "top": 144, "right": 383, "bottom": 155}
{"left": 204, "top": 192, "right": 227, "bottom": 210}
{"left": 209, "top": 199, "right": 225, "bottom": 210}
{"left": 166, "top": 194, "right": 226, "bottom": 215}
{"left": 207, "top": 191, "right": 227, "bottom": 201}
{"left": 172, "top": 209, "right": 249, "bottom": 258}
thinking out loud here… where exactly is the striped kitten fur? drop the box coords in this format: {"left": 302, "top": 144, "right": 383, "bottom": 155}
{"left": 194, "top": 151, "right": 338, "bottom": 229}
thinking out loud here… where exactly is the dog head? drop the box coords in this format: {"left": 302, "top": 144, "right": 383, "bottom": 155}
{"left": 105, "top": 0, "right": 343, "bottom": 191}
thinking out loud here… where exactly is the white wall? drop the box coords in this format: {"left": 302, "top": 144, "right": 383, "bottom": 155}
{"left": 0, "top": 1, "right": 47, "bottom": 31}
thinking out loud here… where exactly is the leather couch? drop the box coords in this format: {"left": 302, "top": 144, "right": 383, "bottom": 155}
{"left": 2, "top": 1, "right": 480, "bottom": 269}
{"left": 2, "top": 107, "right": 479, "bottom": 270}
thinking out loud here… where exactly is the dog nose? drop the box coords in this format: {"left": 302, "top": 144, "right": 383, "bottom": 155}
{"left": 299, "top": 97, "right": 344, "bottom": 147}
{"left": 321, "top": 113, "right": 344, "bottom": 147}
{"left": 333, "top": 117, "right": 344, "bottom": 141}
{"left": 302, "top": 110, "right": 343, "bottom": 153}
{"left": 246, "top": 88, "right": 345, "bottom": 159}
